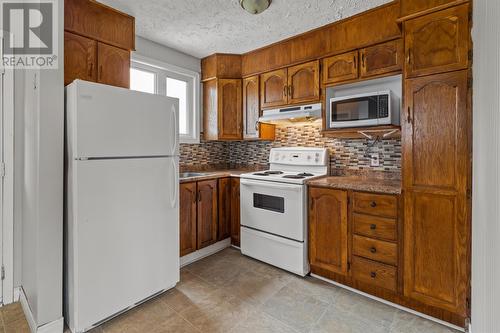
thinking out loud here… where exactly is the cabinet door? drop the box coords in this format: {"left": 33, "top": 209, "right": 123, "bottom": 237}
{"left": 203, "top": 79, "right": 218, "bottom": 141}
{"left": 403, "top": 71, "right": 469, "bottom": 316}
{"left": 230, "top": 178, "right": 241, "bottom": 247}
{"left": 242, "top": 76, "right": 260, "bottom": 139}
{"left": 97, "top": 42, "right": 130, "bottom": 88}
{"left": 197, "top": 179, "right": 218, "bottom": 249}
{"left": 405, "top": 4, "right": 470, "bottom": 78}
{"left": 309, "top": 187, "right": 348, "bottom": 275}
{"left": 322, "top": 51, "right": 358, "bottom": 85}
{"left": 64, "top": 31, "right": 97, "bottom": 85}
{"left": 179, "top": 182, "right": 197, "bottom": 257}
{"left": 287, "top": 60, "right": 320, "bottom": 104}
{"left": 260, "top": 68, "right": 288, "bottom": 108}
{"left": 217, "top": 79, "right": 242, "bottom": 140}
{"left": 218, "top": 178, "right": 232, "bottom": 241}
{"left": 360, "top": 39, "right": 403, "bottom": 78}
{"left": 400, "top": 0, "right": 463, "bottom": 17}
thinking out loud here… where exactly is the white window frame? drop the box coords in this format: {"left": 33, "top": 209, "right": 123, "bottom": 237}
{"left": 131, "top": 54, "right": 201, "bottom": 143}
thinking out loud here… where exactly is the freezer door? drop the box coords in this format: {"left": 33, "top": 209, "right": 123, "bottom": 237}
{"left": 69, "top": 157, "right": 179, "bottom": 332}
{"left": 67, "top": 80, "right": 179, "bottom": 158}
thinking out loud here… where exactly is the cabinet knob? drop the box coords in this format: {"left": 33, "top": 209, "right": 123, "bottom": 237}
{"left": 255, "top": 120, "right": 259, "bottom": 131}
{"left": 370, "top": 247, "right": 377, "bottom": 253}
{"left": 370, "top": 272, "right": 377, "bottom": 278}
{"left": 370, "top": 224, "right": 377, "bottom": 230}
{"left": 370, "top": 201, "right": 377, "bottom": 208}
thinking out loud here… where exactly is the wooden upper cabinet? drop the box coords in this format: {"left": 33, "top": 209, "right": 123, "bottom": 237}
{"left": 230, "top": 178, "right": 241, "bottom": 247}
{"left": 197, "top": 179, "right": 218, "bottom": 250}
{"left": 64, "top": 31, "right": 97, "bottom": 85}
{"left": 260, "top": 68, "right": 288, "bottom": 108}
{"left": 97, "top": 42, "right": 130, "bottom": 88}
{"left": 218, "top": 79, "right": 242, "bottom": 140}
{"left": 404, "top": 4, "right": 470, "bottom": 78}
{"left": 243, "top": 76, "right": 260, "bottom": 139}
{"left": 360, "top": 39, "right": 403, "bottom": 78}
{"left": 179, "top": 182, "right": 197, "bottom": 257}
{"left": 287, "top": 61, "right": 320, "bottom": 104}
{"left": 322, "top": 51, "right": 358, "bottom": 85}
{"left": 403, "top": 70, "right": 469, "bottom": 316}
{"left": 201, "top": 54, "right": 242, "bottom": 81}
{"left": 309, "top": 187, "right": 348, "bottom": 275}
{"left": 400, "top": 0, "right": 466, "bottom": 18}
{"left": 65, "top": 0, "right": 135, "bottom": 50}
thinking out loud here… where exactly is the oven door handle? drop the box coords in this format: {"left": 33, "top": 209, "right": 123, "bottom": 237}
{"left": 240, "top": 179, "right": 303, "bottom": 191}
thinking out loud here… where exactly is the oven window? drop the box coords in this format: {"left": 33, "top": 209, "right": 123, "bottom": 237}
{"left": 253, "top": 193, "right": 285, "bottom": 213}
{"left": 332, "top": 96, "right": 378, "bottom": 122}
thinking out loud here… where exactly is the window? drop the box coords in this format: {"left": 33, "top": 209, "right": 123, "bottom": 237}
{"left": 130, "top": 57, "right": 200, "bottom": 143}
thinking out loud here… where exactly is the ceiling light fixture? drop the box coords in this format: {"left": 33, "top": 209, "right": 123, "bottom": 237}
{"left": 240, "top": 0, "right": 271, "bottom": 14}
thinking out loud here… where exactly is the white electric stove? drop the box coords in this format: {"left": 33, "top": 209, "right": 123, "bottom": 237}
{"left": 239, "top": 147, "right": 329, "bottom": 276}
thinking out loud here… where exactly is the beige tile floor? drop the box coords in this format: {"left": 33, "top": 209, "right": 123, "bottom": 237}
{"left": 64, "top": 248, "right": 460, "bottom": 333}
{"left": 0, "top": 302, "right": 30, "bottom": 333}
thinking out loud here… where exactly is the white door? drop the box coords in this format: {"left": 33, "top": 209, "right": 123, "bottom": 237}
{"left": 71, "top": 157, "right": 179, "bottom": 331}
{"left": 0, "top": 37, "right": 4, "bottom": 303}
{"left": 67, "top": 80, "right": 179, "bottom": 159}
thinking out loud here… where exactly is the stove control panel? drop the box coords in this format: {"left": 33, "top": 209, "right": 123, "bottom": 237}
{"left": 270, "top": 148, "right": 329, "bottom": 166}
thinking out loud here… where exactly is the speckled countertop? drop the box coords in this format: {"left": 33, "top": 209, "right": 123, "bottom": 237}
{"left": 179, "top": 169, "right": 254, "bottom": 183}
{"left": 307, "top": 174, "right": 402, "bottom": 195}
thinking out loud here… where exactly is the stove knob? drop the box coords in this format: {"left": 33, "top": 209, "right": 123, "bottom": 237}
{"left": 307, "top": 155, "right": 312, "bottom": 160}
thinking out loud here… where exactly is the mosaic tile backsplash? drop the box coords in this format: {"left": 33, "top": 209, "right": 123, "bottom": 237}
{"left": 180, "top": 122, "right": 401, "bottom": 172}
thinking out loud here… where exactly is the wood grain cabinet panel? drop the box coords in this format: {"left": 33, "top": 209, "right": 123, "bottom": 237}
{"left": 97, "top": 42, "right": 130, "bottom": 88}
{"left": 230, "top": 178, "right": 241, "bottom": 247}
{"left": 197, "top": 180, "right": 218, "bottom": 250}
{"left": 218, "top": 178, "right": 231, "bottom": 241}
{"left": 352, "top": 192, "right": 398, "bottom": 218}
{"left": 260, "top": 69, "right": 288, "bottom": 108}
{"left": 243, "top": 76, "right": 260, "bottom": 139}
{"left": 404, "top": 4, "right": 470, "bottom": 78}
{"left": 400, "top": 0, "right": 466, "bottom": 17}
{"left": 352, "top": 256, "right": 397, "bottom": 292}
{"left": 403, "top": 70, "right": 469, "bottom": 316}
{"left": 360, "top": 39, "right": 403, "bottom": 78}
{"left": 322, "top": 51, "right": 359, "bottom": 85}
{"left": 353, "top": 213, "right": 397, "bottom": 241}
{"left": 179, "top": 182, "right": 197, "bottom": 257}
{"left": 287, "top": 61, "right": 320, "bottom": 104}
{"left": 64, "top": 31, "right": 97, "bottom": 86}
{"left": 309, "top": 187, "right": 348, "bottom": 275}
{"left": 218, "top": 79, "right": 242, "bottom": 140}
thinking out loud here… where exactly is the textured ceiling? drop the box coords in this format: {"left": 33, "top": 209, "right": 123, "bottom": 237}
{"left": 98, "top": 0, "right": 392, "bottom": 59}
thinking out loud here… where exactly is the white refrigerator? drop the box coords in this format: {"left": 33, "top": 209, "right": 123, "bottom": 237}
{"left": 64, "top": 80, "right": 180, "bottom": 333}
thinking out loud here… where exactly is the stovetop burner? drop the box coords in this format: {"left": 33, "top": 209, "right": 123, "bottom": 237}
{"left": 264, "top": 170, "right": 284, "bottom": 175}
{"left": 297, "top": 173, "right": 314, "bottom": 177}
{"left": 283, "top": 175, "right": 306, "bottom": 179}
{"left": 253, "top": 172, "right": 270, "bottom": 176}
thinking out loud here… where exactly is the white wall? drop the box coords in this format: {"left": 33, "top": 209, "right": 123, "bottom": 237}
{"left": 134, "top": 36, "right": 201, "bottom": 73}
{"left": 16, "top": 0, "right": 64, "bottom": 328}
{"left": 471, "top": 1, "right": 500, "bottom": 332}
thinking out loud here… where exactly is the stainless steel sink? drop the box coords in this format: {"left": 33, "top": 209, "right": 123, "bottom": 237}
{"left": 179, "top": 172, "right": 208, "bottom": 179}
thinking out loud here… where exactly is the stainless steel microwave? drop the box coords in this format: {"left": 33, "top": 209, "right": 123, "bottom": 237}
{"left": 329, "top": 91, "right": 399, "bottom": 129}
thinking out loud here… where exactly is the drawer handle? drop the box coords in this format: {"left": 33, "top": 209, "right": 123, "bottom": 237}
{"left": 370, "top": 224, "right": 377, "bottom": 230}
{"left": 370, "top": 201, "right": 377, "bottom": 208}
{"left": 370, "top": 272, "right": 377, "bottom": 278}
{"left": 370, "top": 247, "right": 377, "bottom": 253}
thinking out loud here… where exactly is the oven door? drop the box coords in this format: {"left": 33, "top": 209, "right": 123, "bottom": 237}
{"left": 240, "top": 179, "right": 305, "bottom": 242}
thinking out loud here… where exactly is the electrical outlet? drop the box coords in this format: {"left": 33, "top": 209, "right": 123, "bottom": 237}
{"left": 370, "top": 153, "right": 380, "bottom": 167}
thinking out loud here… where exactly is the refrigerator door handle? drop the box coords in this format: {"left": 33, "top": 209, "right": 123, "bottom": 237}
{"left": 170, "top": 105, "right": 178, "bottom": 155}
{"left": 170, "top": 158, "right": 178, "bottom": 208}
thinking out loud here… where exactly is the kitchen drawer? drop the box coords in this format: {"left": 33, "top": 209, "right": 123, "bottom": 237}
{"left": 351, "top": 256, "right": 397, "bottom": 292}
{"left": 352, "top": 192, "right": 398, "bottom": 218}
{"left": 353, "top": 235, "right": 397, "bottom": 266}
{"left": 353, "top": 213, "right": 397, "bottom": 241}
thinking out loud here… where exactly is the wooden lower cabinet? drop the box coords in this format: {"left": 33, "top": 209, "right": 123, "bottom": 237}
{"left": 218, "top": 178, "right": 232, "bottom": 241}
{"left": 230, "top": 178, "right": 241, "bottom": 247}
{"left": 196, "top": 180, "right": 218, "bottom": 249}
{"left": 309, "top": 188, "right": 348, "bottom": 275}
{"left": 179, "top": 182, "right": 197, "bottom": 257}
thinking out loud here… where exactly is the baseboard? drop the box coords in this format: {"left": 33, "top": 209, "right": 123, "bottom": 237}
{"left": 19, "top": 287, "right": 64, "bottom": 333}
{"left": 13, "top": 286, "right": 21, "bottom": 302}
{"left": 180, "top": 238, "right": 231, "bottom": 267}
{"left": 311, "top": 273, "right": 464, "bottom": 332}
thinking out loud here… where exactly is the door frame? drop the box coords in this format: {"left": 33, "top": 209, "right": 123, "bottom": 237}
{"left": 0, "top": 36, "right": 14, "bottom": 305}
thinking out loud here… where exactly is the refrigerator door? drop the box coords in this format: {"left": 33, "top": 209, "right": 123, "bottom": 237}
{"left": 67, "top": 157, "right": 179, "bottom": 332}
{"left": 66, "top": 80, "right": 179, "bottom": 158}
